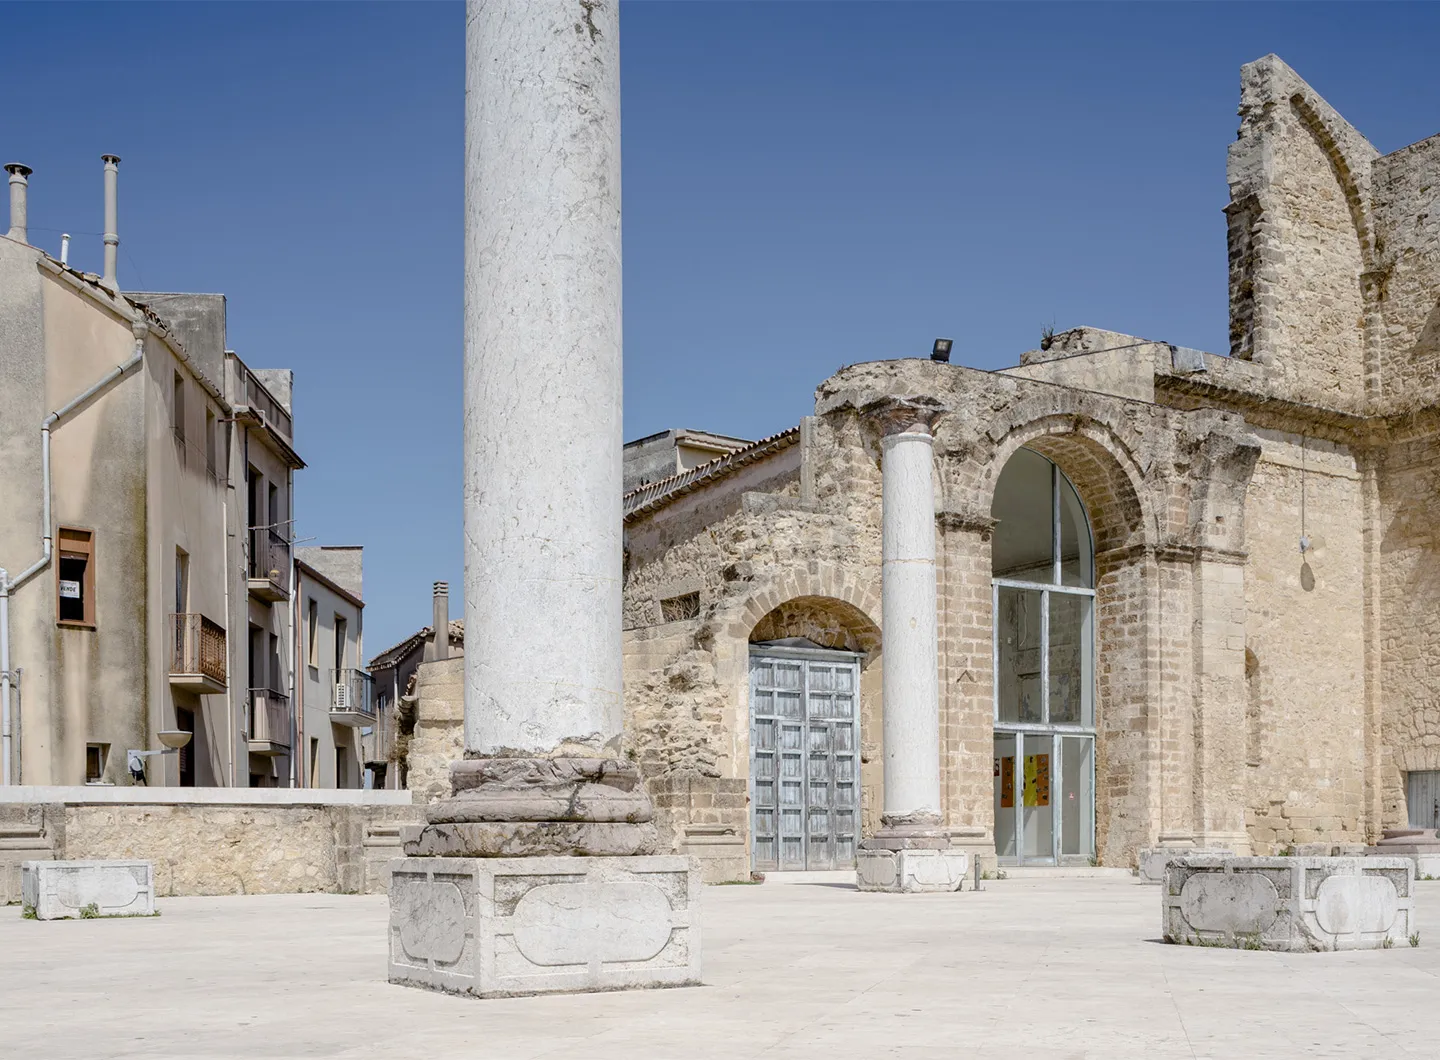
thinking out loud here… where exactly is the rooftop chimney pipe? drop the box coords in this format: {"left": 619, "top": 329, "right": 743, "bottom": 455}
{"left": 101, "top": 154, "right": 120, "bottom": 289}
{"left": 5, "top": 163, "right": 32, "bottom": 244}
{"left": 429, "top": 581, "right": 450, "bottom": 662}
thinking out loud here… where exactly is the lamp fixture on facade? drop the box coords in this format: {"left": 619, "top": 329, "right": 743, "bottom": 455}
{"left": 126, "top": 729, "right": 193, "bottom": 783}
{"left": 931, "top": 338, "right": 953, "bottom": 363}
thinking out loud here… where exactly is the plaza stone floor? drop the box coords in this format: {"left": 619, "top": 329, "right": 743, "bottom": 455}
{"left": 4, "top": 875, "right": 1440, "bottom": 1060}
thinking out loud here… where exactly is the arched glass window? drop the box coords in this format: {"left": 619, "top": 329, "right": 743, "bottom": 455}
{"left": 990, "top": 447, "right": 1095, "bottom": 866}
{"left": 990, "top": 447, "right": 1093, "bottom": 586}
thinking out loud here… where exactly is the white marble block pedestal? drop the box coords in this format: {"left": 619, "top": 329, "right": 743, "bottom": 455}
{"left": 1163, "top": 856, "right": 1415, "bottom": 951}
{"left": 21, "top": 859, "right": 155, "bottom": 919}
{"left": 389, "top": 855, "right": 701, "bottom": 997}
{"left": 856, "top": 848, "right": 969, "bottom": 893}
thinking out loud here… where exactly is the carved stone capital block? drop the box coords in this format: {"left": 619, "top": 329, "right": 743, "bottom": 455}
{"left": 1162, "top": 856, "right": 1416, "bottom": 951}
{"left": 388, "top": 855, "right": 701, "bottom": 997}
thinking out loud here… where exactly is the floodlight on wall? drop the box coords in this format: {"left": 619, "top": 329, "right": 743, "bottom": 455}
{"left": 931, "top": 338, "right": 953, "bottom": 363}
{"left": 127, "top": 729, "right": 193, "bottom": 783}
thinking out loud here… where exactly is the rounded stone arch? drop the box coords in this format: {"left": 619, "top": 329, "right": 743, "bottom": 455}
{"left": 983, "top": 417, "right": 1159, "bottom": 866}
{"left": 985, "top": 415, "right": 1156, "bottom": 555}
{"left": 1288, "top": 93, "right": 1376, "bottom": 273}
{"left": 729, "top": 577, "right": 886, "bottom": 860}
{"left": 748, "top": 595, "right": 882, "bottom": 655}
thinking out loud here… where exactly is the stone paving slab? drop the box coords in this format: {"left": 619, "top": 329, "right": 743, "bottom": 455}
{"left": 2, "top": 878, "right": 1439, "bottom": 1059}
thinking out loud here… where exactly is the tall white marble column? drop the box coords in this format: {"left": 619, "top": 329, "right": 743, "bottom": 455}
{"left": 388, "top": 0, "right": 699, "bottom": 998}
{"left": 857, "top": 409, "right": 967, "bottom": 893}
{"left": 462, "top": 0, "right": 623, "bottom": 759}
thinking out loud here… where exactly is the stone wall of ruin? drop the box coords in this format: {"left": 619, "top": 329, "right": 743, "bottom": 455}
{"left": 1226, "top": 55, "right": 1376, "bottom": 412}
{"left": 1376, "top": 433, "right": 1440, "bottom": 827}
{"left": 1239, "top": 430, "right": 1369, "bottom": 851}
{"left": 1374, "top": 135, "right": 1440, "bottom": 409}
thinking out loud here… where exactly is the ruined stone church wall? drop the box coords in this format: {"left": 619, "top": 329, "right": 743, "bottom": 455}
{"left": 622, "top": 429, "right": 885, "bottom": 879}
{"left": 1239, "top": 429, "right": 1368, "bottom": 850}
{"left": 1226, "top": 55, "right": 1376, "bottom": 412}
{"left": 1373, "top": 135, "right": 1440, "bottom": 408}
{"left": 1375, "top": 434, "right": 1440, "bottom": 827}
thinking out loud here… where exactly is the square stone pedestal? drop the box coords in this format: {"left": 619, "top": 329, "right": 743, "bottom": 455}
{"left": 1163, "top": 856, "right": 1415, "bottom": 951}
{"left": 856, "top": 848, "right": 968, "bottom": 893}
{"left": 21, "top": 859, "right": 155, "bottom": 920}
{"left": 1136, "top": 847, "right": 1233, "bottom": 885}
{"left": 389, "top": 854, "right": 701, "bottom": 997}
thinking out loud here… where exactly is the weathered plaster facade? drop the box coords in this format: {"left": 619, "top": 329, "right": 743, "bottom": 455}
{"left": 617, "top": 55, "right": 1440, "bottom": 880}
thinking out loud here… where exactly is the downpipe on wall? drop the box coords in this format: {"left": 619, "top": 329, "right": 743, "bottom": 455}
{"left": 0, "top": 322, "right": 146, "bottom": 784}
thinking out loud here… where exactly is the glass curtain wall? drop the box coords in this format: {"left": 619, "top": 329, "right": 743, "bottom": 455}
{"left": 991, "top": 448, "right": 1096, "bottom": 865}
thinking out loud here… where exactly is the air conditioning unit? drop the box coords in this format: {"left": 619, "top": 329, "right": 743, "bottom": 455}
{"left": 334, "top": 682, "right": 352, "bottom": 711}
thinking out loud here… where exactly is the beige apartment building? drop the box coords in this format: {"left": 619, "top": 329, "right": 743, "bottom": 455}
{"left": 0, "top": 156, "right": 371, "bottom": 788}
{"left": 294, "top": 546, "right": 371, "bottom": 789}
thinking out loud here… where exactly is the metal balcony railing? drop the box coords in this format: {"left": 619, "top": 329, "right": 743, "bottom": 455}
{"left": 248, "top": 688, "right": 291, "bottom": 753}
{"left": 331, "top": 668, "right": 375, "bottom": 725}
{"left": 241, "top": 365, "right": 293, "bottom": 441}
{"left": 248, "top": 527, "right": 290, "bottom": 601}
{"left": 169, "top": 614, "right": 227, "bottom": 691}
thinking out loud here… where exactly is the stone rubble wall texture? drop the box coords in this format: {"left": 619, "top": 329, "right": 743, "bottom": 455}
{"left": 1226, "top": 55, "right": 1375, "bottom": 412}
{"left": 0, "top": 799, "right": 421, "bottom": 901}
{"left": 405, "top": 658, "right": 465, "bottom": 805}
{"left": 1373, "top": 134, "right": 1440, "bottom": 408}
{"left": 1240, "top": 430, "right": 1368, "bottom": 850}
{"left": 1377, "top": 436, "right": 1440, "bottom": 824}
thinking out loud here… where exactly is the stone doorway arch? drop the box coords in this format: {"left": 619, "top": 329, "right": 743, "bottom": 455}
{"left": 747, "top": 596, "right": 882, "bottom": 871}
{"left": 981, "top": 421, "right": 1155, "bottom": 866}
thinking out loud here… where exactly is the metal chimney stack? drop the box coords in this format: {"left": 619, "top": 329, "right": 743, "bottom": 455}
{"left": 4, "top": 163, "right": 31, "bottom": 244}
{"left": 429, "top": 581, "right": 450, "bottom": 662}
{"left": 101, "top": 154, "right": 120, "bottom": 289}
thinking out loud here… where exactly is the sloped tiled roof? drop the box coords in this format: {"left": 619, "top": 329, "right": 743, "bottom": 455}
{"left": 623, "top": 427, "right": 800, "bottom": 521}
{"left": 368, "top": 619, "right": 464, "bottom": 671}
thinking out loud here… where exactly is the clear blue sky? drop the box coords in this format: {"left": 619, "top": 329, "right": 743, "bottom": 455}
{"left": 7, "top": 2, "right": 1439, "bottom": 655}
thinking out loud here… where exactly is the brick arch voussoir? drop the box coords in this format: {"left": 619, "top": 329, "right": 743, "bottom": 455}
{"left": 1288, "top": 93, "right": 1375, "bottom": 272}
{"left": 984, "top": 415, "right": 1156, "bottom": 554}
{"left": 722, "top": 564, "right": 882, "bottom": 647}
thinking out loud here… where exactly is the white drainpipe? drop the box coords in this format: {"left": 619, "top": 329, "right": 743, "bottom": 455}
{"left": 1, "top": 578, "right": 12, "bottom": 786}
{"left": 0, "top": 320, "right": 147, "bottom": 784}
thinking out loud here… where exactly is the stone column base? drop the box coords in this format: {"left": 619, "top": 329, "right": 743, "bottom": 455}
{"left": 1163, "top": 856, "right": 1415, "bottom": 951}
{"left": 21, "top": 859, "right": 155, "bottom": 920}
{"left": 856, "top": 848, "right": 968, "bottom": 893}
{"left": 389, "top": 855, "right": 701, "bottom": 997}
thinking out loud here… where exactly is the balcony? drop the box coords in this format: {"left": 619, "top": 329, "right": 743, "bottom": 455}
{"left": 247, "top": 527, "right": 290, "bottom": 602}
{"left": 248, "top": 688, "right": 291, "bottom": 757}
{"left": 241, "top": 364, "right": 293, "bottom": 443}
{"left": 330, "top": 668, "right": 375, "bottom": 727}
{"left": 169, "top": 614, "right": 227, "bottom": 694}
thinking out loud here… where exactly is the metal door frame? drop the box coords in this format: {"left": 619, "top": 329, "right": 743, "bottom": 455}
{"left": 1407, "top": 770, "right": 1440, "bottom": 830}
{"left": 991, "top": 458, "right": 1097, "bottom": 866}
{"left": 748, "top": 644, "right": 862, "bottom": 872}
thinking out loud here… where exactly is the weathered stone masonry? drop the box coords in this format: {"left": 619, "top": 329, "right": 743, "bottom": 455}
{"left": 617, "top": 54, "right": 1440, "bottom": 881}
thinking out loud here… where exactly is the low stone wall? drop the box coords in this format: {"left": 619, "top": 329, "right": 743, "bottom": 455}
{"left": 0, "top": 787, "right": 421, "bottom": 903}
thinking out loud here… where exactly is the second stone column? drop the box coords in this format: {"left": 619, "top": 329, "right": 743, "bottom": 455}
{"left": 857, "top": 408, "right": 968, "bottom": 892}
